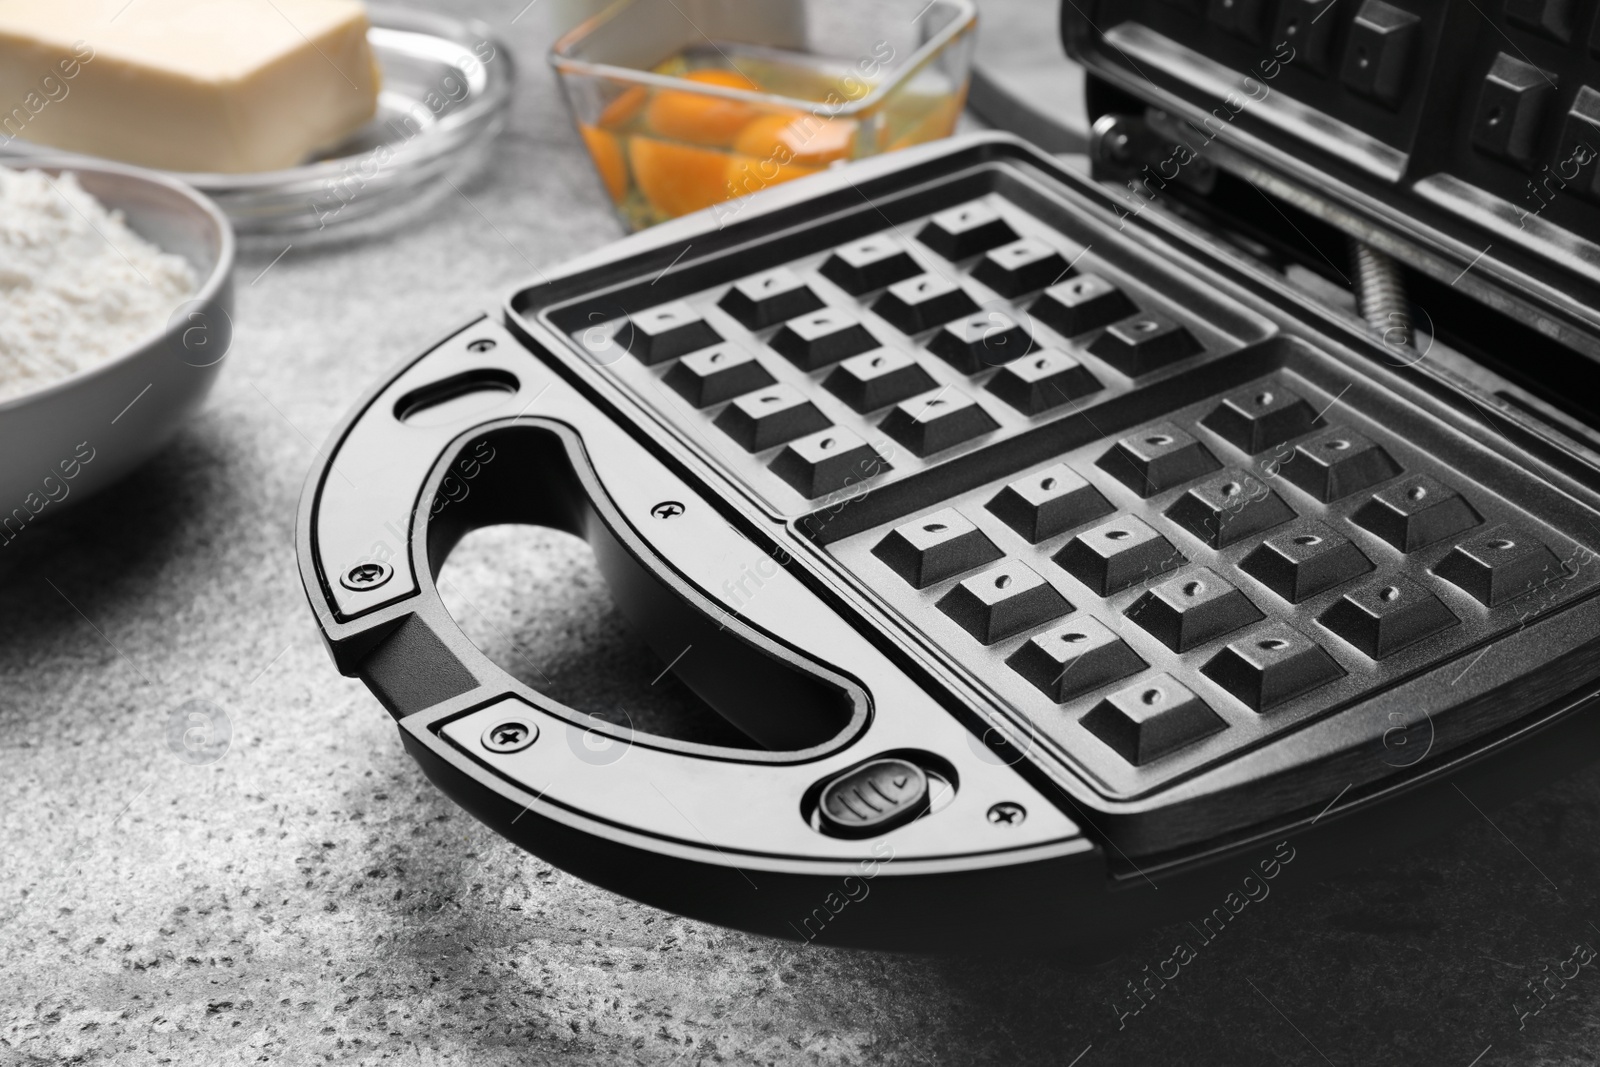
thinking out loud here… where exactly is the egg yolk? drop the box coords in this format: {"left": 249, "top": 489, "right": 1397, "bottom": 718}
{"left": 644, "top": 69, "right": 762, "bottom": 147}
{"left": 622, "top": 70, "right": 871, "bottom": 220}
{"left": 579, "top": 124, "right": 628, "bottom": 203}
{"left": 629, "top": 136, "right": 735, "bottom": 218}
{"left": 731, "top": 112, "right": 856, "bottom": 167}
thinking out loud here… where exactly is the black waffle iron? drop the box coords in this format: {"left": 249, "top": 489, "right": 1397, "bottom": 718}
{"left": 297, "top": 2, "right": 1600, "bottom": 954}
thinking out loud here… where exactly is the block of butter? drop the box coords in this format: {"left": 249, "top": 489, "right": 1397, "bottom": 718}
{"left": 0, "top": 0, "right": 381, "bottom": 173}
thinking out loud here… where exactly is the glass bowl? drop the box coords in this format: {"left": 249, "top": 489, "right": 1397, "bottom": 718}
{"left": 550, "top": 0, "right": 977, "bottom": 231}
{"left": 0, "top": 5, "right": 514, "bottom": 241}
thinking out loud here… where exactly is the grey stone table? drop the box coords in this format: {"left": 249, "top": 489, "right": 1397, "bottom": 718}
{"left": 5, "top": 2, "right": 1600, "bottom": 1064}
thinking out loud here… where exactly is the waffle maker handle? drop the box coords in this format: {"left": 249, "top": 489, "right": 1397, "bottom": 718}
{"left": 294, "top": 312, "right": 1105, "bottom": 951}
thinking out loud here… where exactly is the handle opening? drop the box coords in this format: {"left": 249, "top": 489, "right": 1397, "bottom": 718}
{"left": 421, "top": 422, "right": 864, "bottom": 752}
{"left": 438, "top": 522, "right": 762, "bottom": 749}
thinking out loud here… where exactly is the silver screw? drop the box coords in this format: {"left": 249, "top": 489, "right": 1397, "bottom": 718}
{"left": 340, "top": 560, "right": 393, "bottom": 592}
{"left": 987, "top": 802, "right": 1026, "bottom": 826}
{"left": 651, "top": 501, "right": 685, "bottom": 520}
{"left": 481, "top": 719, "right": 538, "bottom": 754}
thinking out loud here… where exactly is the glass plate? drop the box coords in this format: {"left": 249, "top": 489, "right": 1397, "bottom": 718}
{"left": 0, "top": 5, "right": 515, "bottom": 239}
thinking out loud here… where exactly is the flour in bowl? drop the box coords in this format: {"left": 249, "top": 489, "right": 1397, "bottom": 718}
{"left": 0, "top": 166, "right": 197, "bottom": 402}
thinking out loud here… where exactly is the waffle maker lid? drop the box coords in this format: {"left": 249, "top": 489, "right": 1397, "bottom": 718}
{"left": 1061, "top": 0, "right": 1600, "bottom": 367}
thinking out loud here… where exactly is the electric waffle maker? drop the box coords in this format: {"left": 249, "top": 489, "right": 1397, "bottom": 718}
{"left": 296, "top": 0, "right": 1600, "bottom": 954}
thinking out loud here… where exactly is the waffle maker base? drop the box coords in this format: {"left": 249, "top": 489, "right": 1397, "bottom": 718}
{"left": 297, "top": 133, "right": 1600, "bottom": 954}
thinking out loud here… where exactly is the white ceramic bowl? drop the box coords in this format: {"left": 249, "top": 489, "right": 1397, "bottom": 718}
{"left": 0, "top": 159, "right": 235, "bottom": 535}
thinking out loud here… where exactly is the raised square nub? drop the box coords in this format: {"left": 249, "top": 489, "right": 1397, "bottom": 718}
{"left": 1081, "top": 674, "right": 1225, "bottom": 765}
{"left": 663, "top": 344, "right": 773, "bottom": 407}
{"left": 1318, "top": 575, "right": 1458, "bottom": 658}
{"left": 1124, "top": 567, "right": 1264, "bottom": 652}
{"left": 1087, "top": 312, "right": 1200, "bottom": 376}
{"left": 986, "top": 463, "right": 1112, "bottom": 543}
{"left": 1240, "top": 520, "right": 1373, "bottom": 603}
{"left": 769, "top": 427, "right": 887, "bottom": 498}
{"left": 928, "top": 310, "right": 1032, "bottom": 373}
{"left": 1472, "top": 53, "right": 1558, "bottom": 165}
{"left": 719, "top": 268, "right": 825, "bottom": 330}
{"left": 937, "top": 560, "right": 1071, "bottom": 644}
{"left": 1096, "top": 422, "right": 1221, "bottom": 498}
{"left": 1165, "top": 469, "right": 1296, "bottom": 548}
{"left": 1506, "top": 0, "right": 1575, "bottom": 42}
{"left": 1273, "top": 0, "right": 1339, "bottom": 73}
{"left": 822, "top": 349, "right": 935, "bottom": 413}
{"left": 1202, "top": 624, "right": 1344, "bottom": 711}
{"left": 1433, "top": 524, "right": 1566, "bottom": 606}
{"left": 770, "top": 307, "right": 877, "bottom": 370}
{"left": 916, "top": 200, "right": 1018, "bottom": 260}
{"left": 1030, "top": 274, "right": 1135, "bottom": 337}
{"left": 971, "top": 238, "right": 1070, "bottom": 297}
{"left": 627, "top": 301, "right": 722, "bottom": 364}
{"left": 872, "top": 508, "right": 1002, "bottom": 588}
{"left": 1008, "top": 617, "right": 1146, "bottom": 703}
{"left": 1341, "top": 0, "right": 1421, "bottom": 108}
{"left": 1201, "top": 384, "right": 1323, "bottom": 453}
{"left": 1351, "top": 474, "right": 1480, "bottom": 553}
{"left": 986, "top": 348, "right": 1102, "bottom": 415}
{"left": 1279, "top": 428, "right": 1400, "bottom": 502}
{"left": 1054, "top": 516, "right": 1185, "bottom": 596}
{"left": 1557, "top": 88, "right": 1600, "bottom": 201}
{"left": 712, "top": 384, "right": 830, "bottom": 451}
{"left": 878, "top": 389, "right": 998, "bottom": 457}
{"left": 820, "top": 235, "right": 921, "bottom": 295}
{"left": 872, "top": 274, "right": 980, "bottom": 335}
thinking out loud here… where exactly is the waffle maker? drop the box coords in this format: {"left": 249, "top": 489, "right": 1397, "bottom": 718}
{"left": 297, "top": 0, "right": 1600, "bottom": 954}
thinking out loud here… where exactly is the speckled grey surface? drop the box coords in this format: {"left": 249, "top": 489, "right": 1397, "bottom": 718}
{"left": 5, "top": 2, "right": 1600, "bottom": 1064}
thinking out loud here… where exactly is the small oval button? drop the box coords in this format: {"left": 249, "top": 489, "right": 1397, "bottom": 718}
{"left": 817, "top": 758, "right": 930, "bottom": 838}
